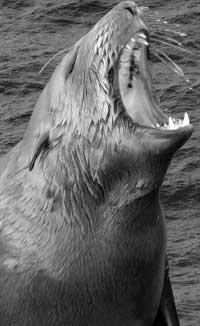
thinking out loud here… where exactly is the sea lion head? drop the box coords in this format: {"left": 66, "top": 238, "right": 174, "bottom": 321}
{"left": 24, "top": 1, "right": 193, "bottom": 200}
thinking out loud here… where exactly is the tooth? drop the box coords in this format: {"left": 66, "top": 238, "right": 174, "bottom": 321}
{"left": 156, "top": 123, "right": 160, "bottom": 128}
{"left": 137, "top": 38, "right": 149, "bottom": 46}
{"left": 164, "top": 123, "right": 168, "bottom": 129}
{"left": 137, "top": 33, "right": 146, "bottom": 39}
{"left": 182, "top": 112, "right": 190, "bottom": 126}
{"left": 177, "top": 119, "right": 182, "bottom": 126}
{"left": 131, "top": 37, "right": 135, "bottom": 42}
{"left": 168, "top": 117, "right": 174, "bottom": 129}
{"left": 126, "top": 44, "right": 132, "bottom": 50}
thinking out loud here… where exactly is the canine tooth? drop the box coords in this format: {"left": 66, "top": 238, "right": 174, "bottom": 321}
{"left": 164, "top": 123, "right": 168, "bottom": 129}
{"left": 182, "top": 112, "right": 190, "bottom": 126}
{"left": 126, "top": 44, "right": 132, "bottom": 50}
{"left": 137, "top": 33, "right": 146, "bottom": 39}
{"left": 168, "top": 117, "right": 174, "bottom": 129}
{"left": 137, "top": 39, "right": 149, "bottom": 46}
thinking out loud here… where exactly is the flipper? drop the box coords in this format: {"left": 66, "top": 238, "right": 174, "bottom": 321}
{"left": 153, "top": 258, "right": 180, "bottom": 326}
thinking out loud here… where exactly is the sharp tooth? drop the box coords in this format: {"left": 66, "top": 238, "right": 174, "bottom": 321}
{"left": 137, "top": 38, "right": 149, "bottom": 46}
{"left": 156, "top": 123, "right": 160, "bottom": 128}
{"left": 177, "top": 119, "right": 182, "bottom": 126}
{"left": 182, "top": 112, "right": 190, "bottom": 126}
{"left": 168, "top": 117, "right": 174, "bottom": 129}
{"left": 126, "top": 44, "right": 132, "bottom": 50}
{"left": 164, "top": 123, "right": 168, "bottom": 129}
{"left": 137, "top": 33, "right": 146, "bottom": 39}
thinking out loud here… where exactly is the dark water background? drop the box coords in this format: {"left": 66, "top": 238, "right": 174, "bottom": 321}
{"left": 0, "top": 0, "right": 199, "bottom": 325}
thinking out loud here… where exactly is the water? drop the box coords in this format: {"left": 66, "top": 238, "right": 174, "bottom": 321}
{"left": 0, "top": 0, "right": 199, "bottom": 324}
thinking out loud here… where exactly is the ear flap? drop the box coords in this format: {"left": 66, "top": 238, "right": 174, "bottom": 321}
{"left": 28, "top": 130, "right": 50, "bottom": 171}
{"left": 58, "top": 34, "right": 86, "bottom": 80}
{"left": 45, "top": 43, "right": 79, "bottom": 112}
{"left": 61, "top": 44, "right": 79, "bottom": 79}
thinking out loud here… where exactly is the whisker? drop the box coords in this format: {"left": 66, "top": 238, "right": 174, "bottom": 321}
{"left": 39, "top": 47, "right": 72, "bottom": 74}
{"left": 152, "top": 48, "right": 191, "bottom": 84}
{"left": 150, "top": 33, "right": 182, "bottom": 46}
{"left": 153, "top": 49, "right": 184, "bottom": 77}
{"left": 153, "top": 28, "right": 187, "bottom": 37}
{"left": 38, "top": 34, "right": 89, "bottom": 75}
{"left": 150, "top": 36, "right": 193, "bottom": 55}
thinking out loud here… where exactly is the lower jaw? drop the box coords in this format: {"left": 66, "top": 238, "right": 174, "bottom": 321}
{"left": 122, "top": 123, "right": 193, "bottom": 196}
{"left": 118, "top": 78, "right": 193, "bottom": 153}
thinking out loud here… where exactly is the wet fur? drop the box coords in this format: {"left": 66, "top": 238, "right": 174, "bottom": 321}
{"left": 0, "top": 2, "right": 185, "bottom": 325}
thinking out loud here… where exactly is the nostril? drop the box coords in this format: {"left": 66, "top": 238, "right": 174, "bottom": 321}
{"left": 125, "top": 6, "right": 137, "bottom": 16}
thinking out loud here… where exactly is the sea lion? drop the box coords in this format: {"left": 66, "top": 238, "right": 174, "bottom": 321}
{"left": 0, "top": 1, "right": 192, "bottom": 325}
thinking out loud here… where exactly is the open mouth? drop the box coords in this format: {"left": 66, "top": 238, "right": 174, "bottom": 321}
{"left": 117, "top": 29, "right": 191, "bottom": 131}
